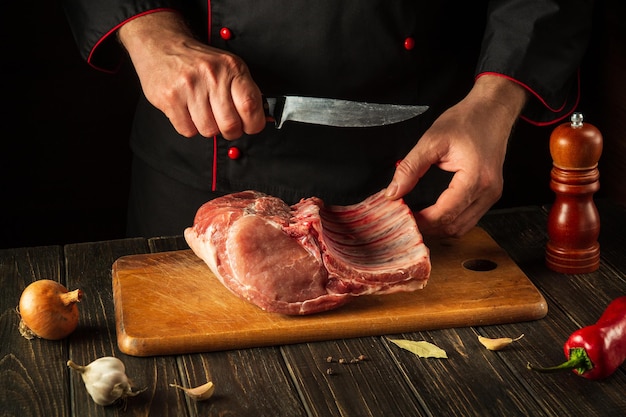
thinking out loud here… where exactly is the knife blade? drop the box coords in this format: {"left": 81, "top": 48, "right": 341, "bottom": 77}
{"left": 264, "top": 96, "right": 428, "bottom": 129}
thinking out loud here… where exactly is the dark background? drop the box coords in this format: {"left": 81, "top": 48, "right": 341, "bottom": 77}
{"left": 1, "top": 1, "right": 624, "bottom": 249}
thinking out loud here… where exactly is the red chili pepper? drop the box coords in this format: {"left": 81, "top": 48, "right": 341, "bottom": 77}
{"left": 527, "top": 296, "right": 626, "bottom": 380}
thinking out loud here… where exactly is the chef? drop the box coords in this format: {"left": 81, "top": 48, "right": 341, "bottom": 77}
{"left": 62, "top": 0, "right": 592, "bottom": 238}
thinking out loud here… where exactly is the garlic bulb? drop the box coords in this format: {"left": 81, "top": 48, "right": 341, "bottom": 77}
{"left": 67, "top": 357, "right": 143, "bottom": 406}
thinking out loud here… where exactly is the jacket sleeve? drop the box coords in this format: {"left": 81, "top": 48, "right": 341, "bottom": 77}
{"left": 476, "top": 0, "right": 593, "bottom": 125}
{"left": 61, "top": 0, "right": 183, "bottom": 72}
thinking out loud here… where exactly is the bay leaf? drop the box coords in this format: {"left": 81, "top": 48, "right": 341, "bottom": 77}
{"left": 388, "top": 338, "right": 448, "bottom": 358}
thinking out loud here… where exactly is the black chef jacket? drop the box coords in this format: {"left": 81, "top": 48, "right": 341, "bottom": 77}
{"left": 62, "top": 0, "right": 592, "bottom": 210}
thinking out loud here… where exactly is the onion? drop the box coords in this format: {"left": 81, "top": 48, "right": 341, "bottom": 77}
{"left": 18, "top": 279, "right": 83, "bottom": 340}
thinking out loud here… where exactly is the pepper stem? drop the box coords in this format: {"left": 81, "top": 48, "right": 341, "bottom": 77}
{"left": 526, "top": 348, "right": 594, "bottom": 375}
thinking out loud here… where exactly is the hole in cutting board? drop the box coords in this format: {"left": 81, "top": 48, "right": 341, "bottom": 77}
{"left": 462, "top": 259, "right": 498, "bottom": 272}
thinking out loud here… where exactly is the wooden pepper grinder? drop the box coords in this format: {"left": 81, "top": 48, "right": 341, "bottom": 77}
{"left": 546, "top": 112, "right": 603, "bottom": 274}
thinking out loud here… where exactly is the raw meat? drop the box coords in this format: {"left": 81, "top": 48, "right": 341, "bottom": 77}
{"left": 184, "top": 190, "right": 431, "bottom": 315}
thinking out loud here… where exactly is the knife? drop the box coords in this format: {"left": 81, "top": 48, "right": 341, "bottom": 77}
{"left": 264, "top": 96, "right": 428, "bottom": 129}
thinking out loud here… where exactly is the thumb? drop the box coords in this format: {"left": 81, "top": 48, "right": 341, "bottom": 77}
{"left": 385, "top": 143, "right": 437, "bottom": 200}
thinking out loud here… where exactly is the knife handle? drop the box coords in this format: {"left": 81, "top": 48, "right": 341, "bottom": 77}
{"left": 263, "top": 98, "right": 275, "bottom": 123}
{"left": 263, "top": 96, "right": 284, "bottom": 126}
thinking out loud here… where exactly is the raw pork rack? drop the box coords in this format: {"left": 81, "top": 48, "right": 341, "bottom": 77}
{"left": 184, "top": 190, "right": 431, "bottom": 315}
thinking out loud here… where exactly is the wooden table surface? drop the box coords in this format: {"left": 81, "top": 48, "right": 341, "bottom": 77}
{"left": 2, "top": 201, "right": 626, "bottom": 417}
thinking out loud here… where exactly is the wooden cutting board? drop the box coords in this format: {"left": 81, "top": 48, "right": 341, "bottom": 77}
{"left": 112, "top": 227, "right": 547, "bottom": 357}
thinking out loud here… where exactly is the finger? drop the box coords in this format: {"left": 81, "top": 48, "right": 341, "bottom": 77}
{"left": 449, "top": 201, "right": 487, "bottom": 236}
{"left": 231, "top": 77, "right": 266, "bottom": 135}
{"left": 414, "top": 206, "right": 481, "bottom": 238}
{"left": 385, "top": 139, "right": 440, "bottom": 200}
{"left": 166, "top": 103, "right": 200, "bottom": 138}
{"left": 186, "top": 91, "right": 220, "bottom": 138}
{"left": 416, "top": 167, "right": 503, "bottom": 237}
{"left": 442, "top": 184, "right": 502, "bottom": 236}
{"left": 208, "top": 91, "right": 244, "bottom": 140}
{"left": 414, "top": 171, "right": 476, "bottom": 236}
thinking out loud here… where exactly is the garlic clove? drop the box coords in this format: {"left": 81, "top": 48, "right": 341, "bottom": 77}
{"left": 170, "top": 381, "right": 215, "bottom": 401}
{"left": 478, "top": 334, "right": 524, "bottom": 351}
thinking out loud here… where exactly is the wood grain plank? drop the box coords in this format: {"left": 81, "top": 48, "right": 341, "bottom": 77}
{"left": 477, "top": 314, "right": 626, "bottom": 417}
{"left": 596, "top": 199, "right": 626, "bottom": 276}
{"left": 171, "top": 349, "right": 309, "bottom": 417}
{"left": 148, "top": 235, "right": 189, "bottom": 253}
{"left": 281, "top": 337, "right": 429, "bottom": 417}
{"left": 0, "top": 246, "right": 69, "bottom": 417}
{"left": 63, "top": 238, "right": 190, "bottom": 416}
{"left": 383, "top": 327, "right": 550, "bottom": 417}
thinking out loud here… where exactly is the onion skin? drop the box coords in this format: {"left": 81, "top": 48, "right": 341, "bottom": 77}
{"left": 18, "top": 279, "right": 83, "bottom": 340}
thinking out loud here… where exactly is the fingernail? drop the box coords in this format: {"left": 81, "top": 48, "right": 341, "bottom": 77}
{"left": 385, "top": 182, "right": 398, "bottom": 198}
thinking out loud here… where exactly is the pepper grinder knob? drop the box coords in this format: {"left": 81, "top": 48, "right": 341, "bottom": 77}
{"left": 546, "top": 112, "right": 603, "bottom": 273}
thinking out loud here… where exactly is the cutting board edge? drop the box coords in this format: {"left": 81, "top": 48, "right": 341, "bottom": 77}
{"left": 116, "top": 294, "right": 548, "bottom": 357}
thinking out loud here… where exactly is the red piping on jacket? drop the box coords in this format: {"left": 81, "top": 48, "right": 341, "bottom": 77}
{"left": 207, "top": 0, "right": 212, "bottom": 43}
{"left": 207, "top": 0, "right": 218, "bottom": 191}
{"left": 87, "top": 8, "right": 176, "bottom": 73}
{"left": 476, "top": 71, "right": 581, "bottom": 127}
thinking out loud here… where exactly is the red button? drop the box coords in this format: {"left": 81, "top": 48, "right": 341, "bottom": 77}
{"left": 403, "top": 37, "right": 415, "bottom": 51}
{"left": 220, "top": 27, "right": 232, "bottom": 40}
{"left": 227, "top": 146, "right": 241, "bottom": 160}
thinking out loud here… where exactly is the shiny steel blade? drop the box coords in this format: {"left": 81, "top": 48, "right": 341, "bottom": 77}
{"left": 266, "top": 96, "right": 428, "bottom": 128}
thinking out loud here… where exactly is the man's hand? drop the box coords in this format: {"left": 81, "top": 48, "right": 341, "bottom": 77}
{"left": 385, "top": 75, "right": 528, "bottom": 237}
{"left": 118, "top": 11, "right": 266, "bottom": 139}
